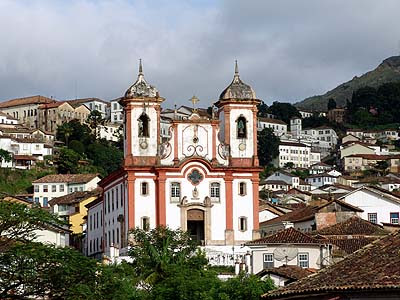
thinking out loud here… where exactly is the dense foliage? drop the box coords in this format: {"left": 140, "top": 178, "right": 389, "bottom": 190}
{"left": 56, "top": 119, "right": 123, "bottom": 176}
{"left": 347, "top": 82, "right": 400, "bottom": 128}
{"left": 0, "top": 202, "right": 275, "bottom": 299}
{"left": 258, "top": 128, "right": 280, "bottom": 167}
{"left": 265, "top": 101, "right": 301, "bottom": 124}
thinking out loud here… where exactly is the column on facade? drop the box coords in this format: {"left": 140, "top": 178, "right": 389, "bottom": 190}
{"left": 127, "top": 173, "right": 135, "bottom": 229}
{"left": 224, "top": 171, "right": 234, "bottom": 244}
{"left": 251, "top": 172, "right": 260, "bottom": 240}
{"left": 156, "top": 171, "right": 167, "bottom": 226}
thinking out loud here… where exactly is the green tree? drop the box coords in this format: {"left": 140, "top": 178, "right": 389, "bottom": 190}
{"left": 69, "top": 139, "right": 85, "bottom": 156}
{"left": 0, "top": 149, "right": 12, "bottom": 164}
{"left": 327, "top": 98, "right": 337, "bottom": 110}
{"left": 57, "top": 123, "right": 74, "bottom": 146}
{"left": 257, "top": 101, "right": 269, "bottom": 117}
{"left": 86, "top": 142, "right": 123, "bottom": 176}
{"left": 375, "top": 160, "right": 389, "bottom": 175}
{"left": 266, "top": 102, "right": 301, "bottom": 124}
{"left": 258, "top": 128, "right": 280, "bottom": 167}
{"left": 87, "top": 110, "right": 106, "bottom": 138}
{"left": 57, "top": 147, "right": 80, "bottom": 174}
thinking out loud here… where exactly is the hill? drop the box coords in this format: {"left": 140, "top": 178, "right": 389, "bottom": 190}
{"left": 295, "top": 56, "right": 400, "bottom": 111}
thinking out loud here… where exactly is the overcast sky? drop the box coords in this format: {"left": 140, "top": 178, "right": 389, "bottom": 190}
{"left": 1, "top": 0, "right": 399, "bottom": 108}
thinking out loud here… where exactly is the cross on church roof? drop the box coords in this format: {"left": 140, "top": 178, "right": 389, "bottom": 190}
{"left": 189, "top": 95, "right": 199, "bottom": 112}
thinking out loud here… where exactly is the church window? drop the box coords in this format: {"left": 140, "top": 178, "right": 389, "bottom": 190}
{"left": 138, "top": 113, "right": 150, "bottom": 137}
{"left": 116, "top": 228, "right": 120, "bottom": 244}
{"left": 239, "top": 182, "right": 247, "bottom": 196}
{"left": 236, "top": 115, "right": 247, "bottom": 139}
{"left": 210, "top": 182, "right": 220, "bottom": 200}
{"left": 170, "top": 182, "right": 181, "bottom": 202}
{"left": 142, "top": 217, "right": 150, "bottom": 231}
{"left": 141, "top": 182, "right": 149, "bottom": 195}
{"left": 239, "top": 217, "right": 247, "bottom": 231}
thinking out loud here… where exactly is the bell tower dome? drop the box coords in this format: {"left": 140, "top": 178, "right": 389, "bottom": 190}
{"left": 120, "top": 60, "right": 164, "bottom": 166}
{"left": 215, "top": 61, "right": 261, "bottom": 167}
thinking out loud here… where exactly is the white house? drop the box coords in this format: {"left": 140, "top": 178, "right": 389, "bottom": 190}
{"left": 32, "top": 174, "right": 101, "bottom": 207}
{"left": 0, "top": 111, "right": 19, "bottom": 124}
{"left": 66, "top": 98, "right": 110, "bottom": 119}
{"left": 275, "top": 141, "right": 314, "bottom": 168}
{"left": 261, "top": 170, "right": 300, "bottom": 191}
{"left": 306, "top": 173, "right": 338, "bottom": 189}
{"left": 257, "top": 117, "right": 287, "bottom": 137}
{"left": 339, "top": 186, "right": 400, "bottom": 225}
{"left": 98, "top": 123, "right": 122, "bottom": 142}
{"left": 85, "top": 196, "right": 104, "bottom": 258}
{"left": 246, "top": 227, "right": 332, "bottom": 274}
{"left": 302, "top": 126, "right": 338, "bottom": 149}
{"left": 110, "top": 98, "right": 124, "bottom": 123}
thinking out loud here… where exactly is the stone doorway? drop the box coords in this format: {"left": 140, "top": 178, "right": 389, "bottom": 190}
{"left": 187, "top": 209, "right": 205, "bottom": 245}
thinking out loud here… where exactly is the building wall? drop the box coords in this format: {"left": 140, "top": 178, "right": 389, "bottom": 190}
{"left": 340, "top": 144, "right": 375, "bottom": 159}
{"left": 87, "top": 200, "right": 104, "bottom": 256}
{"left": 33, "top": 228, "right": 69, "bottom": 247}
{"left": 69, "top": 196, "right": 98, "bottom": 234}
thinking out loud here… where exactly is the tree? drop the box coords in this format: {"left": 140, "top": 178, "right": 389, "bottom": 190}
{"left": 327, "top": 98, "right": 337, "bottom": 110}
{"left": 0, "top": 201, "right": 64, "bottom": 251}
{"left": 57, "top": 147, "right": 80, "bottom": 174}
{"left": 87, "top": 110, "right": 106, "bottom": 138}
{"left": 86, "top": 142, "right": 123, "bottom": 176}
{"left": 375, "top": 160, "right": 389, "bottom": 175}
{"left": 57, "top": 123, "right": 74, "bottom": 146}
{"left": 266, "top": 102, "right": 301, "bottom": 124}
{"left": 284, "top": 162, "right": 295, "bottom": 169}
{"left": 257, "top": 101, "right": 269, "bottom": 117}
{"left": 69, "top": 140, "right": 85, "bottom": 156}
{"left": 0, "top": 149, "right": 12, "bottom": 164}
{"left": 258, "top": 128, "right": 280, "bottom": 167}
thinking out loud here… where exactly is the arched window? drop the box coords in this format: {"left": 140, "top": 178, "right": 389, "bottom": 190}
{"left": 236, "top": 115, "right": 247, "bottom": 139}
{"left": 138, "top": 113, "right": 150, "bottom": 137}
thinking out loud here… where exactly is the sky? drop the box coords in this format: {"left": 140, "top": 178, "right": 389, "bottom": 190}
{"left": 1, "top": 0, "right": 400, "bottom": 108}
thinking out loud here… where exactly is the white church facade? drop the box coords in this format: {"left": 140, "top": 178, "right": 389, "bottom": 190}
{"left": 95, "top": 61, "right": 262, "bottom": 257}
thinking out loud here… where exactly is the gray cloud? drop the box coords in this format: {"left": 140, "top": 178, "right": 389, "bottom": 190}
{"left": 0, "top": 0, "right": 399, "bottom": 108}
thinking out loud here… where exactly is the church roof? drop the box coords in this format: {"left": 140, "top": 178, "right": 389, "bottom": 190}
{"left": 219, "top": 61, "right": 256, "bottom": 100}
{"left": 124, "top": 60, "right": 159, "bottom": 99}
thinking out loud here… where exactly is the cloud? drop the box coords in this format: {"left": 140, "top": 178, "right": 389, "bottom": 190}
{"left": 0, "top": 0, "right": 399, "bottom": 108}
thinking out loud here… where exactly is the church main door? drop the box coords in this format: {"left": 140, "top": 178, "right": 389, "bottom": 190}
{"left": 187, "top": 209, "right": 205, "bottom": 245}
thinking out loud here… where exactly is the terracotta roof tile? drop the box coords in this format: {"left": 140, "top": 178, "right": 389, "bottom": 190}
{"left": 32, "top": 173, "right": 99, "bottom": 184}
{"left": 247, "top": 227, "right": 321, "bottom": 245}
{"left": 260, "top": 206, "right": 319, "bottom": 226}
{"left": 49, "top": 188, "right": 102, "bottom": 206}
{"left": 316, "top": 216, "right": 388, "bottom": 236}
{"left": 0, "top": 95, "right": 56, "bottom": 108}
{"left": 264, "top": 231, "right": 400, "bottom": 298}
{"left": 257, "top": 265, "right": 315, "bottom": 281}
{"left": 258, "top": 117, "right": 287, "bottom": 125}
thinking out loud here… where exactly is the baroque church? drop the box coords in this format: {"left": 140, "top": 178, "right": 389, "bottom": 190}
{"left": 99, "top": 61, "right": 262, "bottom": 254}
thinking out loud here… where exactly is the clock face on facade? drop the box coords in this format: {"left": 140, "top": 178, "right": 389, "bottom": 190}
{"left": 238, "top": 143, "right": 246, "bottom": 151}
{"left": 140, "top": 141, "right": 148, "bottom": 149}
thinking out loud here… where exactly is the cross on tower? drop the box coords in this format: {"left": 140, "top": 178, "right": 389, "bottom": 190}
{"left": 189, "top": 95, "right": 199, "bottom": 112}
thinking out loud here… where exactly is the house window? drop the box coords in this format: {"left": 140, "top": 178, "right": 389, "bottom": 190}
{"left": 59, "top": 185, "right": 64, "bottom": 192}
{"left": 263, "top": 253, "right": 274, "bottom": 269}
{"left": 120, "top": 186, "right": 123, "bottom": 207}
{"left": 34, "top": 185, "right": 39, "bottom": 192}
{"left": 34, "top": 197, "right": 39, "bottom": 203}
{"left": 52, "top": 185, "right": 56, "bottom": 192}
{"left": 236, "top": 116, "right": 247, "bottom": 139}
{"left": 210, "top": 182, "right": 220, "bottom": 200}
{"left": 141, "top": 182, "right": 149, "bottom": 196}
{"left": 43, "top": 185, "right": 48, "bottom": 192}
{"left": 239, "top": 217, "right": 247, "bottom": 231}
{"left": 170, "top": 182, "right": 181, "bottom": 202}
{"left": 390, "top": 212, "right": 399, "bottom": 224}
{"left": 90, "top": 215, "right": 93, "bottom": 231}
{"left": 142, "top": 217, "right": 150, "bottom": 231}
{"left": 43, "top": 197, "right": 48, "bottom": 207}
{"left": 239, "top": 182, "right": 247, "bottom": 196}
{"left": 138, "top": 113, "right": 150, "bottom": 137}
{"left": 298, "top": 253, "right": 309, "bottom": 268}
{"left": 368, "top": 213, "right": 377, "bottom": 224}
{"left": 111, "top": 190, "right": 114, "bottom": 211}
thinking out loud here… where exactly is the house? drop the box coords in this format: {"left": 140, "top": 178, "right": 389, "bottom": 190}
{"left": 339, "top": 185, "right": 400, "bottom": 225}
{"left": 341, "top": 134, "right": 360, "bottom": 144}
{"left": 305, "top": 173, "right": 337, "bottom": 189}
{"left": 259, "top": 199, "right": 362, "bottom": 235}
{"left": 259, "top": 202, "right": 288, "bottom": 224}
{"left": 310, "top": 184, "right": 354, "bottom": 200}
{"left": 246, "top": 227, "right": 332, "bottom": 275}
{"left": 275, "top": 142, "right": 314, "bottom": 168}
{"left": 257, "top": 117, "right": 287, "bottom": 137}
{"left": 257, "top": 265, "right": 315, "bottom": 287}
{"left": 32, "top": 174, "right": 101, "bottom": 207}
{"left": 48, "top": 188, "right": 102, "bottom": 233}
{"left": 327, "top": 108, "right": 346, "bottom": 124}
{"left": 314, "top": 216, "right": 388, "bottom": 262}
{"left": 0, "top": 95, "right": 56, "bottom": 129}
{"left": 336, "top": 175, "right": 359, "bottom": 187}
{"left": 263, "top": 230, "right": 400, "bottom": 299}
{"left": 110, "top": 97, "right": 124, "bottom": 123}
{"left": 301, "top": 126, "right": 338, "bottom": 149}
{"left": 351, "top": 176, "right": 400, "bottom": 191}
{"left": 0, "top": 111, "right": 19, "bottom": 124}
{"left": 261, "top": 171, "right": 300, "bottom": 191}
{"left": 66, "top": 98, "right": 110, "bottom": 119}
{"left": 298, "top": 109, "right": 313, "bottom": 119}
{"left": 340, "top": 142, "right": 375, "bottom": 159}
{"left": 98, "top": 122, "right": 122, "bottom": 142}
{"left": 85, "top": 195, "right": 104, "bottom": 259}
{"left": 309, "top": 162, "right": 333, "bottom": 175}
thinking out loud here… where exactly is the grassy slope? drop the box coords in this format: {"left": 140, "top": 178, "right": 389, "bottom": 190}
{"left": 296, "top": 56, "right": 400, "bottom": 111}
{"left": 0, "top": 167, "right": 55, "bottom": 195}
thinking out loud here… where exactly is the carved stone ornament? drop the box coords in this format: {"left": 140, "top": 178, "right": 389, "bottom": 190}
{"left": 238, "top": 143, "right": 246, "bottom": 151}
{"left": 187, "top": 169, "right": 203, "bottom": 185}
{"left": 139, "top": 140, "right": 148, "bottom": 149}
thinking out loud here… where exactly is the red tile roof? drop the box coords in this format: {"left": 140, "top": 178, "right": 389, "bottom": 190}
{"left": 263, "top": 231, "right": 400, "bottom": 299}
{"left": 316, "top": 216, "right": 388, "bottom": 236}
{"left": 0, "top": 95, "right": 56, "bottom": 108}
{"left": 49, "top": 188, "right": 102, "bottom": 206}
{"left": 33, "top": 173, "right": 99, "bottom": 184}
{"left": 257, "top": 265, "right": 315, "bottom": 281}
{"left": 246, "top": 227, "right": 321, "bottom": 245}
{"left": 260, "top": 206, "right": 319, "bottom": 226}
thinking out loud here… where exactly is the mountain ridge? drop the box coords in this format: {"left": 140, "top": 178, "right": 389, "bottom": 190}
{"left": 295, "top": 56, "right": 400, "bottom": 111}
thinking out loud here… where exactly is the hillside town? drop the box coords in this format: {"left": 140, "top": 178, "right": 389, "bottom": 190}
{"left": 1, "top": 57, "right": 400, "bottom": 299}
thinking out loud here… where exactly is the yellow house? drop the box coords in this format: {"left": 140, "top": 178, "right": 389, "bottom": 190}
{"left": 49, "top": 188, "right": 102, "bottom": 234}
